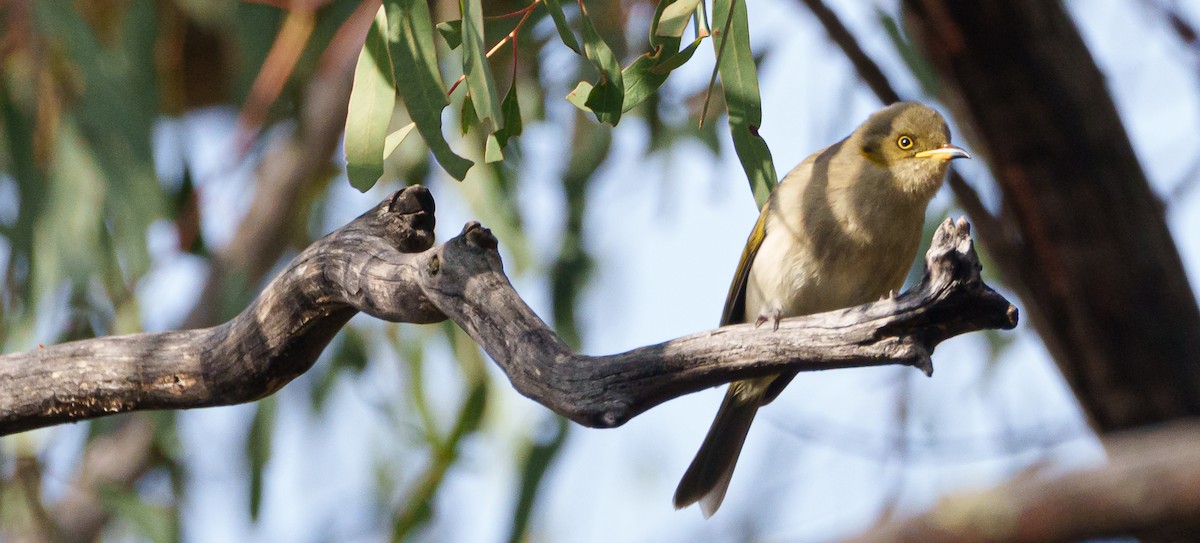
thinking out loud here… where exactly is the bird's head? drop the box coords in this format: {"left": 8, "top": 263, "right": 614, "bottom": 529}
{"left": 856, "top": 102, "right": 970, "bottom": 200}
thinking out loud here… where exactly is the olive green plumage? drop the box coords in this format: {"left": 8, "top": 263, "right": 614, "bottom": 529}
{"left": 674, "top": 102, "right": 969, "bottom": 517}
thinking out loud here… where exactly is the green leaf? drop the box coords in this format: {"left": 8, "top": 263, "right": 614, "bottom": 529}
{"left": 656, "top": 0, "right": 703, "bottom": 39}
{"left": 461, "top": 0, "right": 503, "bottom": 133}
{"left": 494, "top": 84, "right": 523, "bottom": 149}
{"left": 246, "top": 397, "right": 276, "bottom": 521}
{"left": 712, "top": 0, "right": 777, "bottom": 208}
{"left": 311, "top": 328, "right": 371, "bottom": 411}
{"left": 621, "top": 0, "right": 706, "bottom": 114}
{"left": 31, "top": 121, "right": 106, "bottom": 314}
{"left": 565, "top": 81, "right": 594, "bottom": 112}
{"left": 392, "top": 327, "right": 489, "bottom": 542}
{"left": 435, "top": 19, "right": 462, "bottom": 49}
{"left": 650, "top": 37, "right": 704, "bottom": 74}
{"left": 384, "top": 122, "right": 416, "bottom": 159}
{"left": 460, "top": 94, "right": 478, "bottom": 135}
{"left": 385, "top": 0, "right": 474, "bottom": 180}
{"left": 877, "top": 9, "right": 939, "bottom": 97}
{"left": 485, "top": 133, "right": 504, "bottom": 163}
{"left": 620, "top": 0, "right": 680, "bottom": 112}
{"left": 543, "top": 0, "right": 582, "bottom": 55}
{"left": 579, "top": 8, "right": 624, "bottom": 125}
{"left": 97, "top": 484, "right": 176, "bottom": 543}
{"left": 34, "top": 1, "right": 164, "bottom": 284}
{"left": 506, "top": 417, "right": 569, "bottom": 543}
{"left": 345, "top": 7, "right": 396, "bottom": 192}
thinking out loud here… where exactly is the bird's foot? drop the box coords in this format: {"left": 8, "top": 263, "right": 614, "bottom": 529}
{"left": 878, "top": 289, "right": 898, "bottom": 301}
{"left": 754, "top": 306, "right": 784, "bottom": 331}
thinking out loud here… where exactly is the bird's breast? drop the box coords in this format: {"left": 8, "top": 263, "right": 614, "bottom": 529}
{"left": 744, "top": 199, "right": 923, "bottom": 320}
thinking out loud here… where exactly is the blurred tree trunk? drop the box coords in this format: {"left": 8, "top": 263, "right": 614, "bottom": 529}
{"left": 902, "top": 0, "right": 1200, "bottom": 431}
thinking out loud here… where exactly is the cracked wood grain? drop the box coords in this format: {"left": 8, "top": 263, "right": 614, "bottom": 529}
{"left": 0, "top": 185, "right": 1016, "bottom": 435}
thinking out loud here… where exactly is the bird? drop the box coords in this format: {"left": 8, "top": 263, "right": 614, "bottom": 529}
{"left": 673, "top": 102, "right": 970, "bottom": 517}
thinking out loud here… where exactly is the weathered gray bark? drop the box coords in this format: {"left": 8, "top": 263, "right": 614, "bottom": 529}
{"left": 846, "top": 422, "right": 1200, "bottom": 543}
{"left": 0, "top": 186, "right": 1015, "bottom": 435}
{"left": 902, "top": 0, "right": 1200, "bottom": 430}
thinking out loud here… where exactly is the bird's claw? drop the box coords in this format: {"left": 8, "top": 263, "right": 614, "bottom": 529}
{"left": 755, "top": 307, "right": 783, "bottom": 331}
{"left": 878, "top": 289, "right": 898, "bottom": 301}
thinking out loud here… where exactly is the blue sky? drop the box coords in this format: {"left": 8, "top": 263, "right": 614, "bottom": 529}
{"left": 29, "top": 0, "right": 1200, "bottom": 541}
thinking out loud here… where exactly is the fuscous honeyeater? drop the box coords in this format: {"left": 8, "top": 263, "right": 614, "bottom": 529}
{"left": 674, "top": 102, "right": 970, "bottom": 517}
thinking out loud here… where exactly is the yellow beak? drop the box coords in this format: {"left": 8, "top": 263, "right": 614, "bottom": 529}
{"left": 915, "top": 144, "right": 971, "bottom": 161}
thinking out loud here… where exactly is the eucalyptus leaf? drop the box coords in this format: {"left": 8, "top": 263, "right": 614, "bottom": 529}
{"left": 656, "top": 0, "right": 703, "bottom": 39}
{"left": 462, "top": 0, "right": 503, "bottom": 133}
{"left": 383, "top": 122, "right": 416, "bottom": 159}
{"left": 878, "top": 9, "right": 939, "bottom": 97}
{"left": 345, "top": 7, "right": 396, "bottom": 192}
{"left": 97, "top": 484, "right": 176, "bottom": 543}
{"left": 712, "top": 0, "right": 777, "bottom": 207}
{"left": 385, "top": 0, "right": 473, "bottom": 180}
{"left": 622, "top": 0, "right": 706, "bottom": 114}
{"left": 543, "top": 0, "right": 582, "bottom": 55}
{"left": 494, "top": 84, "right": 523, "bottom": 149}
{"left": 436, "top": 19, "right": 462, "bottom": 49}
{"left": 566, "top": 81, "right": 594, "bottom": 112}
{"left": 460, "top": 94, "right": 478, "bottom": 135}
{"left": 579, "top": 10, "right": 624, "bottom": 125}
{"left": 246, "top": 398, "right": 276, "bottom": 521}
{"left": 485, "top": 134, "right": 504, "bottom": 163}
{"left": 35, "top": 1, "right": 163, "bottom": 283}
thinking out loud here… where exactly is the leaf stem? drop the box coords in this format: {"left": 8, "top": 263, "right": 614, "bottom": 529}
{"left": 447, "top": 0, "right": 542, "bottom": 96}
{"left": 699, "top": 0, "right": 737, "bottom": 128}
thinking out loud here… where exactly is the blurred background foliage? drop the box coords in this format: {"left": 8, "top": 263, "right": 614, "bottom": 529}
{"left": 2, "top": 0, "right": 1199, "bottom": 541}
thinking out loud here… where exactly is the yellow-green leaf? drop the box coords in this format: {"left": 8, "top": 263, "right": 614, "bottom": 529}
{"left": 385, "top": 0, "right": 474, "bottom": 180}
{"left": 579, "top": 9, "right": 623, "bottom": 125}
{"left": 566, "top": 81, "right": 594, "bottom": 112}
{"left": 656, "top": 0, "right": 702, "bottom": 39}
{"left": 712, "top": 0, "right": 777, "bottom": 207}
{"left": 622, "top": 0, "right": 705, "bottom": 112}
{"left": 461, "top": 0, "right": 503, "bottom": 133}
{"left": 435, "top": 19, "right": 462, "bottom": 49}
{"left": 384, "top": 122, "right": 416, "bottom": 159}
{"left": 543, "top": 0, "right": 582, "bottom": 55}
{"left": 494, "top": 84, "right": 523, "bottom": 148}
{"left": 345, "top": 7, "right": 396, "bottom": 192}
{"left": 485, "top": 134, "right": 503, "bottom": 163}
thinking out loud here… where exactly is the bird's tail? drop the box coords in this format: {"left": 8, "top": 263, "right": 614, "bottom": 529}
{"left": 673, "top": 388, "right": 760, "bottom": 517}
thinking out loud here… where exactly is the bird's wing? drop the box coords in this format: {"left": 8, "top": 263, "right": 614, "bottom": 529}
{"left": 719, "top": 204, "right": 769, "bottom": 327}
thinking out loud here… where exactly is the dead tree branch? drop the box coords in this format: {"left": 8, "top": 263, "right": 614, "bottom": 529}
{"left": 845, "top": 423, "right": 1200, "bottom": 542}
{"left": 902, "top": 0, "right": 1200, "bottom": 430}
{"left": 0, "top": 186, "right": 1016, "bottom": 435}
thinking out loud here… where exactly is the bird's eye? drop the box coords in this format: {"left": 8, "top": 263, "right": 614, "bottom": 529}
{"left": 897, "top": 136, "right": 914, "bottom": 150}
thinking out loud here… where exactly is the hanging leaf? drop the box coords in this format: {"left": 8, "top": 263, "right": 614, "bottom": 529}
{"left": 461, "top": 0, "right": 503, "bottom": 134}
{"left": 383, "top": 122, "right": 417, "bottom": 159}
{"left": 622, "top": 0, "right": 705, "bottom": 112}
{"left": 505, "top": 416, "right": 569, "bottom": 543}
{"left": 485, "top": 134, "right": 504, "bottom": 163}
{"left": 566, "top": 81, "right": 594, "bottom": 112}
{"left": 96, "top": 484, "right": 176, "bottom": 543}
{"left": 246, "top": 397, "right": 276, "bottom": 521}
{"left": 494, "top": 84, "right": 523, "bottom": 149}
{"left": 877, "top": 9, "right": 939, "bottom": 97}
{"left": 435, "top": 19, "right": 463, "bottom": 49}
{"left": 656, "top": 0, "right": 703, "bottom": 39}
{"left": 384, "top": 0, "right": 473, "bottom": 180}
{"left": 310, "top": 328, "right": 371, "bottom": 411}
{"left": 460, "top": 94, "right": 478, "bottom": 135}
{"left": 579, "top": 8, "right": 624, "bottom": 125}
{"left": 712, "top": 0, "right": 777, "bottom": 208}
{"left": 543, "top": 0, "right": 582, "bottom": 55}
{"left": 345, "top": 7, "right": 396, "bottom": 192}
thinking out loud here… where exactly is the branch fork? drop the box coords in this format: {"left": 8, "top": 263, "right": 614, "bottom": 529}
{"left": 0, "top": 186, "right": 1016, "bottom": 435}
